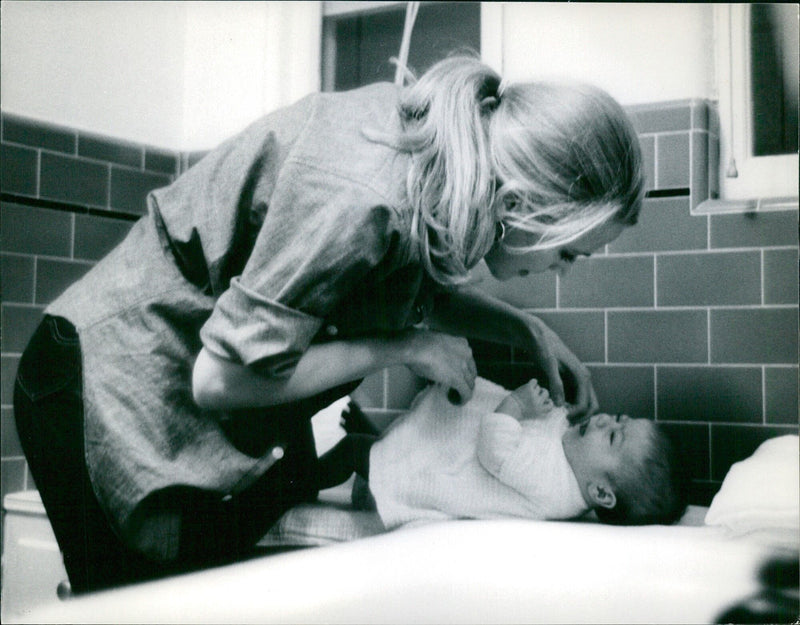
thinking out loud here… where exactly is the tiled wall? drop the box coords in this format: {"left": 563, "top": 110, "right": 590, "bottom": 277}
{"left": 353, "top": 99, "right": 799, "bottom": 506}
{"left": 1, "top": 114, "right": 181, "bottom": 548}
{"left": 1, "top": 100, "right": 798, "bottom": 527}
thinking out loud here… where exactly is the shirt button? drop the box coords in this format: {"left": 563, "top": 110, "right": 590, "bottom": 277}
{"left": 326, "top": 324, "right": 338, "bottom": 336}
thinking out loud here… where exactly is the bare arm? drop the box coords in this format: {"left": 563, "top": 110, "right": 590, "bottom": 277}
{"left": 429, "top": 286, "right": 598, "bottom": 420}
{"left": 192, "top": 328, "right": 476, "bottom": 410}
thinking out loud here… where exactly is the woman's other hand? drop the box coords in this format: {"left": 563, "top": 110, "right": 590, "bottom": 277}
{"left": 525, "top": 317, "right": 599, "bottom": 422}
{"left": 401, "top": 329, "right": 477, "bottom": 404}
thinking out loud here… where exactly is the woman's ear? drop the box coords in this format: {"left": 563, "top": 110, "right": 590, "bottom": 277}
{"left": 587, "top": 482, "right": 616, "bottom": 509}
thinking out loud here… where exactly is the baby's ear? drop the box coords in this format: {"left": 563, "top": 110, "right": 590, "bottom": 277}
{"left": 588, "top": 482, "right": 616, "bottom": 509}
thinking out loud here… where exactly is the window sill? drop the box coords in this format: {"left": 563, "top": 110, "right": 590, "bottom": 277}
{"left": 694, "top": 196, "right": 799, "bottom": 215}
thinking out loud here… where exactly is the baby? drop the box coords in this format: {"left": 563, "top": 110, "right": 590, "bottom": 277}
{"left": 317, "top": 377, "right": 688, "bottom": 528}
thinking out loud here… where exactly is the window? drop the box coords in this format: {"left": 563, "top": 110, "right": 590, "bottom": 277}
{"left": 710, "top": 4, "right": 799, "bottom": 210}
{"left": 321, "top": 1, "right": 481, "bottom": 92}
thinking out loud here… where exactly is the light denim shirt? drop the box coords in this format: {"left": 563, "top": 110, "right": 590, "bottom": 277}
{"left": 48, "top": 83, "right": 435, "bottom": 557}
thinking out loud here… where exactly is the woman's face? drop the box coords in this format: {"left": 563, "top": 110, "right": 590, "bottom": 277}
{"left": 483, "top": 219, "right": 627, "bottom": 281}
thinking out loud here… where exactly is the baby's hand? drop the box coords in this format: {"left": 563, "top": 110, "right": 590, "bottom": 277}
{"left": 495, "top": 379, "right": 554, "bottom": 420}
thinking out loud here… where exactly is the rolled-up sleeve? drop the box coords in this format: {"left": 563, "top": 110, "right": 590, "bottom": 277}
{"left": 200, "top": 159, "right": 400, "bottom": 375}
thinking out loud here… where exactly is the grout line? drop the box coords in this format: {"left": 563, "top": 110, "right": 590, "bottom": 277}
{"left": 653, "top": 135, "right": 659, "bottom": 188}
{"left": 555, "top": 274, "right": 561, "bottom": 309}
{"left": 528, "top": 304, "right": 797, "bottom": 313}
{"left": 580, "top": 362, "right": 795, "bottom": 368}
{"left": 638, "top": 129, "right": 698, "bottom": 139}
{"left": 708, "top": 423, "right": 713, "bottom": 480}
{"left": 382, "top": 369, "right": 388, "bottom": 410}
{"left": 70, "top": 214, "right": 76, "bottom": 259}
{"left": 653, "top": 255, "right": 658, "bottom": 308}
{"left": 35, "top": 149, "right": 41, "bottom": 197}
{"left": 31, "top": 256, "right": 38, "bottom": 305}
{"left": 611, "top": 246, "right": 799, "bottom": 258}
{"left": 653, "top": 366, "right": 658, "bottom": 421}
{"left": 106, "top": 164, "right": 112, "bottom": 209}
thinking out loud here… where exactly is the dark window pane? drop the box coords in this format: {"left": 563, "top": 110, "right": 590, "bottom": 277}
{"left": 750, "top": 4, "right": 799, "bottom": 156}
{"left": 326, "top": 2, "right": 481, "bottom": 92}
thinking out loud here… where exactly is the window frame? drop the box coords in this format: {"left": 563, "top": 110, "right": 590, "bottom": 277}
{"left": 704, "top": 4, "right": 798, "bottom": 212}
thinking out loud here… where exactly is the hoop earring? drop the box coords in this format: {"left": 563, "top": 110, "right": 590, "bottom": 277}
{"left": 494, "top": 221, "right": 506, "bottom": 243}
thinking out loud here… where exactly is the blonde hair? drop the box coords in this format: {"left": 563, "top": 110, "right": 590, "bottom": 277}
{"left": 376, "top": 55, "right": 644, "bottom": 284}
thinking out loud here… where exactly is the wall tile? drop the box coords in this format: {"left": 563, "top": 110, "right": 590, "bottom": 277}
{"left": 657, "top": 251, "right": 761, "bottom": 306}
{"left": 608, "top": 310, "right": 707, "bottom": 363}
{"left": 477, "top": 363, "right": 549, "bottom": 394}
{"left": 690, "top": 100, "right": 710, "bottom": 132}
{"left": 35, "top": 258, "right": 93, "bottom": 305}
{"left": 40, "top": 152, "right": 108, "bottom": 208}
{"left": 686, "top": 481, "right": 722, "bottom": 507}
{"left": 469, "top": 339, "right": 513, "bottom": 363}
{"left": 587, "top": 365, "right": 654, "bottom": 419}
{"left": 608, "top": 197, "right": 707, "bottom": 253}
{"left": 1, "top": 142, "right": 39, "bottom": 196}
{"left": 385, "top": 366, "right": 426, "bottom": 410}
{"left": 351, "top": 372, "right": 385, "bottom": 409}
{"left": 359, "top": 408, "right": 404, "bottom": 433}
{"left": 711, "top": 211, "right": 799, "bottom": 249}
{"left": 1, "top": 203, "right": 72, "bottom": 257}
{"left": 2, "top": 115, "right": 75, "bottom": 153}
{"left": 627, "top": 102, "right": 691, "bottom": 134}
{"left": 711, "top": 308, "right": 798, "bottom": 364}
{"left": 145, "top": 148, "right": 179, "bottom": 175}
{"left": 659, "top": 422, "right": 710, "bottom": 481}
{"left": 1, "top": 458, "right": 27, "bottom": 496}
{"left": 0, "top": 305, "right": 44, "bottom": 353}
{"left": 527, "top": 312, "right": 605, "bottom": 363}
{"left": 657, "top": 366, "right": 762, "bottom": 423}
{"left": 656, "top": 133, "right": 690, "bottom": 189}
{"left": 764, "top": 367, "right": 799, "bottom": 425}
{"left": 79, "top": 134, "right": 142, "bottom": 169}
{"left": 73, "top": 214, "right": 134, "bottom": 261}
{"left": 560, "top": 256, "right": 653, "bottom": 308}
{"left": 711, "top": 425, "right": 798, "bottom": 481}
{"left": 690, "top": 131, "right": 710, "bottom": 209}
{"left": 764, "top": 248, "right": 799, "bottom": 305}
{"left": 185, "top": 151, "right": 208, "bottom": 171}
{"left": 1, "top": 355, "right": 19, "bottom": 406}
{"left": 110, "top": 167, "right": 170, "bottom": 214}
{"left": 1, "top": 253, "right": 35, "bottom": 303}
{"left": 639, "top": 135, "right": 655, "bottom": 191}
{"left": 471, "top": 262, "right": 557, "bottom": 309}
{"left": 708, "top": 128, "right": 720, "bottom": 200}
{"left": 1, "top": 407, "right": 23, "bottom": 457}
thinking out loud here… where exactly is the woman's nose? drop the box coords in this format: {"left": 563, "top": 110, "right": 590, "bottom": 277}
{"left": 557, "top": 262, "right": 572, "bottom": 277}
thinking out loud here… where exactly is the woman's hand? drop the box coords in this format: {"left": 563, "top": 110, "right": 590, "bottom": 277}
{"left": 400, "top": 329, "right": 477, "bottom": 404}
{"left": 525, "top": 317, "right": 598, "bottom": 422}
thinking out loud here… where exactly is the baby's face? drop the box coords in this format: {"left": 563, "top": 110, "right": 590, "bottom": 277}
{"left": 562, "top": 413, "right": 654, "bottom": 486}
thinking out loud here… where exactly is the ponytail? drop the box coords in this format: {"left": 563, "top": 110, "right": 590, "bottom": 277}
{"left": 369, "top": 55, "right": 501, "bottom": 285}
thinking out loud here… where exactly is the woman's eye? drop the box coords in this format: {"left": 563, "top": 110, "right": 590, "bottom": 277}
{"left": 560, "top": 250, "right": 577, "bottom": 263}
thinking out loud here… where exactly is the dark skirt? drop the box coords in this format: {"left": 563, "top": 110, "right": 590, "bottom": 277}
{"left": 14, "top": 314, "right": 357, "bottom": 594}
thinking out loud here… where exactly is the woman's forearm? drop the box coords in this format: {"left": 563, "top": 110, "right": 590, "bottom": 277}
{"left": 193, "top": 337, "right": 409, "bottom": 411}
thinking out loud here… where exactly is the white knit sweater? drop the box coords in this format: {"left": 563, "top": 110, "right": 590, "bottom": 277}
{"left": 369, "top": 377, "right": 588, "bottom": 529}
